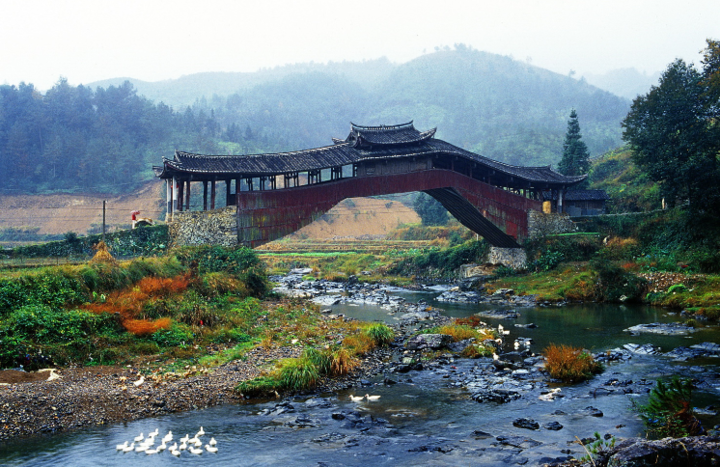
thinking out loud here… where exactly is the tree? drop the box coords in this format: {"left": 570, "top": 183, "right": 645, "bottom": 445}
{"left": 621, "top": 43, "right": 720, "bottom": 215}
{"left": 558, "top": 109, "right": 590, "bottom": 178}
{"left": 414, "top": 192, "right": 448, "bottom": 226}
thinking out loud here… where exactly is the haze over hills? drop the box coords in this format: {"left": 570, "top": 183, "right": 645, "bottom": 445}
{"left": 582, "top": 68, "right": 662, "bottom": 100}
{"left": 90, "top": 47, "right": 629, "bottom": 168}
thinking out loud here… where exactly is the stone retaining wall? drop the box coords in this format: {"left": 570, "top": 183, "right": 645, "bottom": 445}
{"left": 167, "top": 207, "right": 238, "bottom": 247}
{"left": 487, "top": 247, "right": 527, "bottom": 269}
{"left": 527, "top": 210, "right": 576, "bottom": 238}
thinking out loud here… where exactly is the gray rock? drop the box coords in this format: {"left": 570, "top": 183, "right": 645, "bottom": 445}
{"left": 623, "top": 343, "right": 661, "bottom": 355}
{"left": 405, "top": 333, "right": 453, "bottom": 350}
{"left": 513, "top": 417, "right": 539, "bottom": 430}
{"left": 625, "top": 322, "right": 696, "bottom": 336}
{"left": 472, "top": 388, "right": 522, "bottom": 404}
{"left": 544, "top": 421, "right": 563, "bottom": 431}
{"left": 478, "top": 309, "right": 520, "bottom": 319}
{"left": 608, "top": 436, "right": 720, "bottom": 467}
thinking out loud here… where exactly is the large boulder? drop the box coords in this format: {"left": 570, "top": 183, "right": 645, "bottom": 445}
{"left": 608, "top": 436, "right": 720, "bottom": 466}
{"left": 405, "top": 333, "right": 453, "bottom": 350}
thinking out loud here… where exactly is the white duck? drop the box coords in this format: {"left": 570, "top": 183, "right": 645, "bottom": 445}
{"left": 196, "top": 426, "right": 205, "bottom": 437}
{"left": 133, "top": 433, "right": 144, "bottom": 442}
{"left": 145, "top": 448, "right": 159, "bottom": 455}
{"left": 365, "top": 394, "right": 381, "bottom": 401}
{"left": 180, "top": 434, "right": 190, "bottom": 443}
{"left": 162, "top": 431, "right": 173, "bottom": 443}
{"left": 205, "top": 444, "right": 218, "bottom": 453}
{"left": 170, "top": 449, "right": 181, "bottom": 457}
{"left": 121, "top": 442, "right": 135, "bottom": 453}
{"left": 189, "top": 446, "right": 203, "bottom": 455}
{"left": 133, "top": 376, "right": 145, "bottom": 387}
{"left": 116, "top": 441, "right": 129, "bottom": 451}
{"left": 149, "top": 428, "right": 159, "bottom": 437}
{"left": 349, "top": 395, "right": 364, "bottom": 402}
{"left": 179, "top": 442, "right": 188, "bottom": 451}
{"left": 208, "top": 437, "right": 217, "bottom": 446}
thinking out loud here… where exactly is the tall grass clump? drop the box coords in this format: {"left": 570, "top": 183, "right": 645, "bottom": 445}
{"left": 364, "top": 323, "right": 395, "bottom": 346}
{"left": 276, "top": 357, "right": 320, "bottom": 390}
{"left": 543, "top": 344, "right": 602, "bottom": 383}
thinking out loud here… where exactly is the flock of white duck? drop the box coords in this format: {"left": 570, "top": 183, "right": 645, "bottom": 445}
{"left": 115, "top": 426, "right": 218, "bottom": 456}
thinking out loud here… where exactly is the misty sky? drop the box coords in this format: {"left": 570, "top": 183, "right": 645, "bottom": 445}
{"left": 2, "top": 0, "right": 718, "bottom": 91}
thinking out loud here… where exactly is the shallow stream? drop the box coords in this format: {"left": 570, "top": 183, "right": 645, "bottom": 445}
{"left": 2, "top": 294, "right": 719, "bottom": 466}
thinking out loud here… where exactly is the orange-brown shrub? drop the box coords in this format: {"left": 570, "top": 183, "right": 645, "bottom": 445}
{"left": 543, "top": 344, "right": 602, "bottom": 383}
{"left": 123, "top": 317, "right": 171, "bottom": 336}
{"left": 82, "top": 274, "right": 190, "bottom": 335}
{"left": 454, "top": 316, "right": 483, "bottom": 327}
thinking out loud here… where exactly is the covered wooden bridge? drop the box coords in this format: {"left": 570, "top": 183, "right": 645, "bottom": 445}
{"left": 153, "top": 122, "right": 585, "bottom": 248}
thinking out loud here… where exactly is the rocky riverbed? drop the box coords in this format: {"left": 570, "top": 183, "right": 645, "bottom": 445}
{"left": 3, "top": 271, "right": 720, "bottom": 466}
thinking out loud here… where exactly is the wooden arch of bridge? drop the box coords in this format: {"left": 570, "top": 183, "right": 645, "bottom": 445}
{"left": 153, "top": 122, "right": 586, "bottom": 248}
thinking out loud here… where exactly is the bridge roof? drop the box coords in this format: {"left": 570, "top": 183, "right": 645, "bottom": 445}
{"left": 153, "top": 122, "right": 586, "bottom": 187}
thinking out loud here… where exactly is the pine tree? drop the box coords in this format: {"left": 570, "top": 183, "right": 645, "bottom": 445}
{"left": 558, "top": 109, "right": 590, "bottom": 177}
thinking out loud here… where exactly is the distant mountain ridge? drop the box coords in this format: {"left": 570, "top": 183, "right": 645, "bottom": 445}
{"left": 86, "top": 47, "right": 631, "bottom": 169}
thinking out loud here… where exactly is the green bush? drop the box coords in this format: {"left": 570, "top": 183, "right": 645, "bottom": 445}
{"left": 150, "top": 323, "right": 194, "bottom": 347}
{"left": 0, "top": 305, "right": 121, "bottom": 369}
{"left": 633, "top": 377, "right": 703, "bottom": 438}
{"left": 590, "top": 257, "right": 646, "bottom": 302}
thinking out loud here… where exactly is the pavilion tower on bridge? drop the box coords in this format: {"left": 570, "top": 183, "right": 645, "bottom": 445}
{"left": 153, "top": 122, "right": 586, "bottom": 248}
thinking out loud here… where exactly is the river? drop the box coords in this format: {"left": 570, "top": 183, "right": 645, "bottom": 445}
{"left": 1, "top": 292, "right": 719, "bottom": 466}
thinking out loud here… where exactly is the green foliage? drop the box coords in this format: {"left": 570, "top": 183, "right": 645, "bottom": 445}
{"left": 150, "top": 323, "right": 194, "bottom": 347}
{"left": 491, "top": 265, "right": 518, "bottom": 278}
{"left": 622, "top": 42, "right": 720, "bottom": 219}
{"left": 236, "top": 376, "right": 282, "bottom": 398}
{"left": 364, "top": 323, "right": 395, "bottom": 346}
{"left": 11, "top": 225, "right": 169, "bottom": 259}
{"left": 578, "top": 432, "right": 616, "bottom": 464}
{"left": 529, "top": 250, "right": 565, "bottom": 272}
{"left": 590, "top": 256, "right": 646, "bottom": 302}
{"left": 175, "top": 245, "right": 268, "bottom": 297}
{"left": 0, "top": 80, "right": 222, "bottom": 194}
{"left": 633, "top": 377, "right": 703, "bottom": 438}
{"left": 413, "top": 193, "right": 449, "bottom": 226}
{"left": 276, "top": 357, "right": 320, "bottom": 390}
{"left": 390, "top": 240, "right": 489, "bottom": 278}
{"left": 0, "top": 305, "right": 121, "bottom": 369}
{"left": 558, "top": 109, "right": 590, "bottom": 179}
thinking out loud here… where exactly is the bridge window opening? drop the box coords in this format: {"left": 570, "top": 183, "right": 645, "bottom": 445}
{"left": 259, "top": 176, "right": 267, "bottom": 190}
{"left": 348, "top": 164, "right": 357, "bottom": 178}
{"left": 321, "top": 168, "right": 331, "bottom": 182}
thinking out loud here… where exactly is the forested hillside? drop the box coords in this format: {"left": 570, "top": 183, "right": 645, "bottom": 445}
{"left": 192, "top": 47, "right": 629, "bottom": 167}
{"left": 1, "top": 46, "right": 629, "bottom": 195}
{"left": 0, "top": 80, "right": 221, "bottom": 194}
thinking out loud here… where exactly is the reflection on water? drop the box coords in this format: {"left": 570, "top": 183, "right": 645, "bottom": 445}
{"left": 2, "top": 292, "right": 719, "bottom": 466}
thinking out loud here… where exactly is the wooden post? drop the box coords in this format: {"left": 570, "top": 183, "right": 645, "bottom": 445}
{"left": 203, "top": 181, "right": 208, "bottom": 211}
{"left": 211, "top": 180, "right": 216, "bottom": 210}
{"left": 166, "top": 179, "right": 172, "bottom": 218}
{"left": 177, "top": 181, "right": 184, "bottom": 212}
{"left": 226, "top": 179, "right": 231, "bottom": 206}
{"left": 102, "top": 200, "right": 106, "bottom": 242}
{"left": 558, "top": 187, "right": 564, "bottom": 213}
{"left": 185, "top": 180, "right": 191, "bottom": 211}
